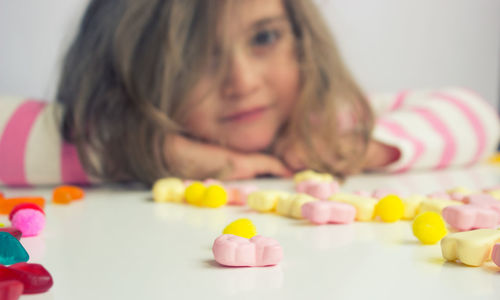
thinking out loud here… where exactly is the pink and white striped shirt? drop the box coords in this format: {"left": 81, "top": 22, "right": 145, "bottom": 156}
{"left": 370, "top": 87, "right": 499, "bottom": 172}
{"left": 0, "top": 87, "right": 499, "bottom": 186}
{"left": 0, "top": 97, "right": 91, "bottom": 186}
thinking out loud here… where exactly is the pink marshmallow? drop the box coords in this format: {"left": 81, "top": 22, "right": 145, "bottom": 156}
{"left": 212, "top": 234, "right": 283, "bottom": 267}
{"left": 464, "top": 194, "right": 500, "bottom": 222}
{"left": 465, "top": 194, "right": 500, "bottom": 209}
{"left": 301, "top": 201, "right": 356, "bottom": 225}
{"left": 442, "top": 205, "right": 498, "bottom": 231}
{"left": 492, "top": 243, "right": 500, "bottom": 267}
{"left": 10, "top": 209, "right": 46, "bottom": 237}
{"left": 295, "top": 180, "right": 339, "bottom": 200}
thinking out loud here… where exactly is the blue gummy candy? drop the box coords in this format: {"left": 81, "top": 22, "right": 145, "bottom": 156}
{"left": 0, "top": 232, "right": 29, "bottom": 265}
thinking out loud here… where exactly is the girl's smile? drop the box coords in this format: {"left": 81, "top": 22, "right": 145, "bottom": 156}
{"left": 220, "top": 105, "right": 272, "bottom": 123}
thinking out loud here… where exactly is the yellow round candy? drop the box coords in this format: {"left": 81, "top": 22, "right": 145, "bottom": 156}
{"left": 202, "top": 185, "right": 228, "bottom": 208}
{"left": 412, "top": 212, "right": 447, "bottom": 245}
{"left": 223, "top": 218, "right": 257, "bottom": 239}
{"left": 185, "top": 182, "right": 206, "bottom": 206}
{"left": 375, "top": 195, "right": 404, "bottom": 222}
{"left": 0, "top": 223, "right": 4, "bottom": 227}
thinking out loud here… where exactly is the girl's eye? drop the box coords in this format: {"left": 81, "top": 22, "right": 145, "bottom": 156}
{"left": 251, "top": 29, "right": 281, "bottom": 47}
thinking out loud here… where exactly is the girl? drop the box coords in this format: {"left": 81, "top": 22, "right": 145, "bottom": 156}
{"left": 0, "top": 0, "right": 498, "bottom": 186}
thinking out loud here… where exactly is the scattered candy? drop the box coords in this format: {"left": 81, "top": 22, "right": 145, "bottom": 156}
{"left": 184, "top": 182, "right": 206, "bottom": 206}
{"left": 441, "top": 229, "right": 500, "bottom": 266}
{"left": 52, "top": 185, "right": 84, "bottom": 204}
{"left": 492, "top": 243, "right": 500, "bottom": 267}
{"left": 0, "top": 280, "right": 23, "bottom": 300}
{"left": 247, "top": 191, "right": 291, "bottom": 213}
{"left": 374, "top": 195, "right": 404, "bottom": 222}
{"left": 412, "top": 212, "right": 447, "bottom": 245}
{"left": 442, "top": 205, "right": 498, "bottom": 231}
{"left": 295, "top": 180, "right": 339, "bottom": 200}
{"left": 329, "top": 193, "right": 377, "bottom": 222}
{"left": 152, "top": 178, "right": 185, "bottom": 203}
{"left": 0, "top": 197, "right": 45, "bottom": 215}
{"left": 464, "top": 194, "right": 500, "bottom": 218}
{"left": 0, "top": 263, "right": 54, "bottom": 294}
{"left": 401, "top": 195, "right": 425, "bottom": 220}
{"left": 202, "top": 185, "right": 228, "bottom": 208}
{"left": 276, "top": 194, "right": 315, "bottom": 219}
{"left": 0, "top": 227, "right": 22, "bottom": 240}
{"left": 0, "top": 232, "right": 29, "bottom": 265}
{"left": 293, "top": 170, "right": 334, "bottom": 183}
{"left": 223, "top": 218, "right": 257, "bottom": 239}
{"left": 183, "top": 182, "right": 228, "bottom": 208}
{"left": 212, "top": 234, "right": 283, "bottom": 267}
{"left": 301, "top": 201, "right": 356, "bottom": 225}
{"left": 9, "top": 208, "right": 46, "bottom": 237}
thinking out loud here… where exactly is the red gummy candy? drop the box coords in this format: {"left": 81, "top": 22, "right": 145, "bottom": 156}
{"left": 0, "top": 227, "right": 22, "bottom": 240}
{"left": 0, "top": 263, "right": 53, "bottom": 294}
{"left": 8, "top": 203, "right": 44, "bottom": 221}
{"left": 0, "top": 280, "right": 23, "bottom": 300}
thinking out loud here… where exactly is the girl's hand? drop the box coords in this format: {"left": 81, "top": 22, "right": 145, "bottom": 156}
{"left": 364, "top": 141, "right": 400, "bottom": 170}
{"left": 274, "top": 136, "right": 399, "bottom": 173}
{"left": 274, "top": 140, "right": 308, "bottom": 172}
{"left": 272, "top": 135, "right": 333, "bottom": 173}
{"left": 166, "top": 135, "right": 293, "bottom": 180}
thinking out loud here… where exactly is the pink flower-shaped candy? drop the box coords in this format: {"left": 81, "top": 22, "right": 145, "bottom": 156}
{"left": 442, "top": 205, "right": 498, "bottom": 231}
{"left": 295, "top": 180, "right": 339, "bottom": 200}
{"left": 212, "top": 234, "right": 283, "bottom": 267}
{"left": 301, "top": 201, "right": 356, "bottom": 225}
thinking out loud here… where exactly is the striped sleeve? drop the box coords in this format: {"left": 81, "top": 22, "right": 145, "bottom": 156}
{"left": 0, "top": 97, "right": 93, "bottom": 186}
{"left": 369, "top": 87, "right": 500, "bottom": 172}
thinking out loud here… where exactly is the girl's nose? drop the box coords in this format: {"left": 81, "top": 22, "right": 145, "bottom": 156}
{"left": 221, "top": 52, "right": 260, "bottom": 100}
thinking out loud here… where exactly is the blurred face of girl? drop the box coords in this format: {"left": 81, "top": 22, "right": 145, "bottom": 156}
{"left": 184, "top": 0, "right": 300, "bottom": 152}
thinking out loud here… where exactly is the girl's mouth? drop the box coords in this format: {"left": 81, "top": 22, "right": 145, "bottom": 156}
{"left": 221, "top": 106, "right": 269, "bottom": 123}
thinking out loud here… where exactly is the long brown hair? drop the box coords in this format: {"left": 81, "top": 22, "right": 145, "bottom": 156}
{"left": 56, "top": 0, "right": 373, "bottom": 184}
{"left": 278, "top": 0, "right": 374, "bottom": 179}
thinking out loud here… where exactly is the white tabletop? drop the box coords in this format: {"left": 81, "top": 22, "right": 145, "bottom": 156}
{"left": 3, "top": 165, "right": 500, "bottom": 300}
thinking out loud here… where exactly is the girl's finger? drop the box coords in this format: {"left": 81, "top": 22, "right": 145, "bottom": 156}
{"left": 226, "top": 153, "right": 293, "bottom": 180}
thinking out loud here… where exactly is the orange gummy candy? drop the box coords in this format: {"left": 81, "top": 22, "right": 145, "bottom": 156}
{"left": 0, "top": 197, "right": 46, "bottom": 215}
{"left": 52, "top": 186, "right": 85, "bottom": 204}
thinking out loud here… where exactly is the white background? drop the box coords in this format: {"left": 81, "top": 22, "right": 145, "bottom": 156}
{"left": 0, "top": 0, "right": 499, "bottom": 104}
